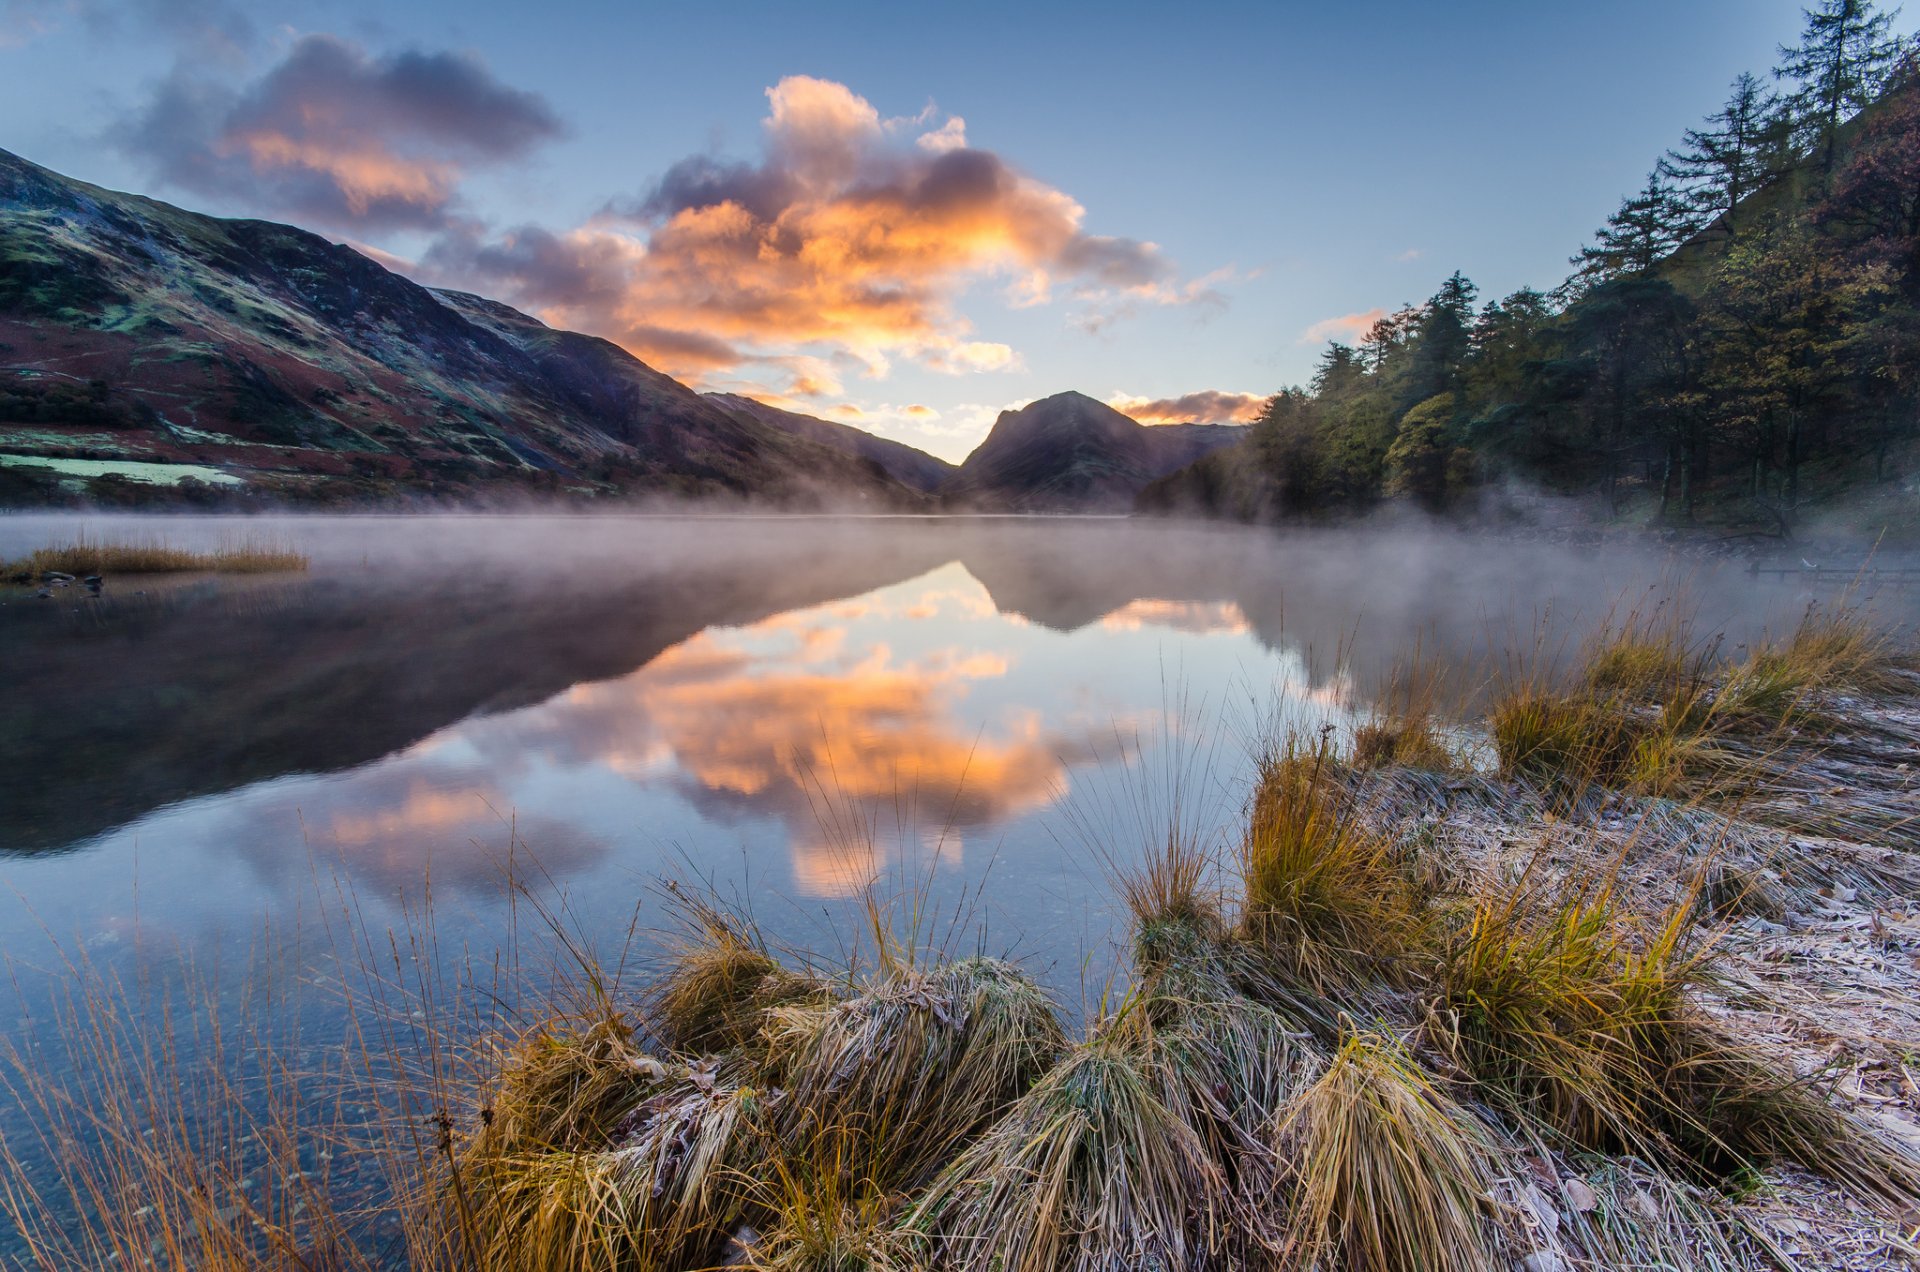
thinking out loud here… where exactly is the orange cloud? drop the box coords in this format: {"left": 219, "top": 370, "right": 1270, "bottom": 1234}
{"left": 1299, "top": 308, "right": 1387, "bottom": 346}
{"left": 422, "top": 76, "right": 1209, "bottom": 394}
{"left": 1107, "top": 390, "right": 1265, "bottom": 425}
{"left": 505, "top": 579, "right": 1093, "bottom": 897}
{"left": 1099, "top": 599, "right": 1252, "bottom": 636}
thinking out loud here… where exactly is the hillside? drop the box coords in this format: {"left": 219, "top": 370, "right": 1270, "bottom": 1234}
{"left": 705, "top": 392, "right": 956, "bottom": 493}
{"left": 1140, "top": 62, "right": 1920, "bottom": 534}
{"left": 939, "top": 390, "right": 1243, "bottom": 511}
{"left": 0, "top": 149, "right": 923, "bottom": 507}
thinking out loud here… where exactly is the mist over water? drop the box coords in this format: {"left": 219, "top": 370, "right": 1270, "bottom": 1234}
{"left": 0, "top": 510, "right": 1907, "bottom": 1249}
{"left": 0, "top": 512, "right": 1893, "bottom": 990}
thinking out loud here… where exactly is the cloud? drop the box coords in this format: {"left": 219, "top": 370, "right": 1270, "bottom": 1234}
{"left": 420, "top": 75, "right": 1212, "bottom": 393}
{"left": 1393, "top": 248, "right": 1424, "bottom": 263}
{"left": 1107, "top": 389, "right": 1265, "bottom": 424}
{"left": 1298, "top": 308, "right": 1387, "bottom": 346}
{"left": 6, "top": 0, "right": 251, "bottom": 55}
{"left": 114, "top": 33, "right": 562, "bottom": 231}
{"left": 1099, "top": 599, "right": 1252, "bottom": 636}
{"left": 915, "top": 115, "right": 968, "bottom": 153}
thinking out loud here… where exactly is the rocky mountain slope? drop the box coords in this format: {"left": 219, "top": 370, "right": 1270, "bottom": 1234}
{"left": 705, "top": 392, "right": 956, "bottom": 493}
{"left": 0, "top": 148, "right": 922, "bottom": 507}
{"left": 938, "top": 391, "right": 1244, "bottom": 511}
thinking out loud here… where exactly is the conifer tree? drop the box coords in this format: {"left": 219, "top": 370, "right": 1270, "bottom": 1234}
{"left": 1664, "top": 72, "right": 1793, "bottom": 233}
{"left": 1776, "top": 0, "right": 1906, "bottom": 172}
{"left": 1573, "top": 170, "right": 1698, "bottom": 285}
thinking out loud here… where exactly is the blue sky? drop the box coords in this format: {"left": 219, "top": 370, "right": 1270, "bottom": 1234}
{"left": 1, "top": 0, "right": 1829, "bottom": 459}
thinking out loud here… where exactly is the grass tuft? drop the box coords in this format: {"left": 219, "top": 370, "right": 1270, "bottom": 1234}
{"left": 1236, "top": 734, "right": 1418, "bottom": 994}
{"left": 902, "top": 1026, "right": 1227, "bottom": 1272}
{"left": 1274, "top": 1030, "right": 1507, "bottom": 1272}
{"left": 474, "top": 1011, "right": 661, "bottom": 1160}
{"left": 653, "top": 896, "right": 823, "bottom": 1057}
{"left": 473, "top": 1068, "right": 768, "bottom": 1272}
{"left": 777, "top": 957, "right": 1065, "bottom": 1190}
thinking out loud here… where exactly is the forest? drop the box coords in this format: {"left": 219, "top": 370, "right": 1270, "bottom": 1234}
{"left": 1144, "top": 0, "right": 1920, "bottom": 531}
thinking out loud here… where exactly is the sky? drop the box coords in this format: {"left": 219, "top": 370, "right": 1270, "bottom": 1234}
{"left": 0, "top": 0, "right": 1827, "bottom": 461}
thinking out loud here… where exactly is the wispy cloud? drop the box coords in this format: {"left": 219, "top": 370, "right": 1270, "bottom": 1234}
{"left": 1298, "top": 308, "right": 1386, "bottom": 346}
{"left": 1107, "top": 389, "right": 1264, "bottom": 424}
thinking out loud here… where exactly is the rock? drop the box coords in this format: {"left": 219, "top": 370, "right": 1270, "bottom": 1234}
{"left": 39, "top": 571, "right": 73, "bottom": 582}
{"left": 31, "top": 588, "right": 51, "bottom": 599}
{"left": 1563, "top": 1178, "right": 1599, "bottom": 1212}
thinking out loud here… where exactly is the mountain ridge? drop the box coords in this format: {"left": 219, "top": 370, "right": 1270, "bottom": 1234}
{"left": 0, "top": 147, "right": 923, "bottom": 507}
{"left": 0, "top": 147, "right": 1241, "bottom": 512}
{"left": 939, "top": 390, "right": 1245, "bottom": 511}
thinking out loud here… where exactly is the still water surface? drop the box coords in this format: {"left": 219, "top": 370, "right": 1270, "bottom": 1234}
{"left": 0, "top": 512, "right": 1848, "bottom": 1060}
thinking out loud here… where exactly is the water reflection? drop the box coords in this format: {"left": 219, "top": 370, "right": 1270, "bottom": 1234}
{"left": 0, "top": 514, "right": 1864, "bottom": 968}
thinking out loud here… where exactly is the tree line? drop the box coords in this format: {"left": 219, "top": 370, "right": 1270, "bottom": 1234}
{"left": 1154, "top": 0, "right": 1920, "bottom": 530}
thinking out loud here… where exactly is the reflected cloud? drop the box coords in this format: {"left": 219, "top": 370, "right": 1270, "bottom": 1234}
{"left": 1099, "top": 598, "right": 1252, "bottom": 636}
{"left": 456, "top": 568, "right": 1088, "bottom": 897}
{"left": 217, "top": 762, "right": 608, "bottom": 897}
{"left": 594, "top": 627, "right": 1063, "bottom": 897}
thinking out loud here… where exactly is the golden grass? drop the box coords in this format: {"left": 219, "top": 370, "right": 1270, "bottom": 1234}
{"left": 1436, "top": 877, "right": 1705, "bottom": 1158}
{"left": 1236, "top": 735, "right": 1419, "bottom": 994}
{"left": 2, "top": 531, "right": 308, "bottom": 579}
{"left": 652, "top": 894, "right": 824, "bottom": 1057}
{"left": 1351, "top": 647, "right": 1461, "bottom": 772}
{"left": 473, "top": 1011, "right": 660, "bottom": 1159}
{"left": 774, "top": 958, "right": 1065, "bottom": 1191}
{"left": 1273, "top": 1030, "right": 1507, "bottom": 1272}
{"left": 469, "top": 1063, "right": 772, "bottom": 1272}
{"left": 901, "top": 1026, "right": 1227, "bottom": 1272}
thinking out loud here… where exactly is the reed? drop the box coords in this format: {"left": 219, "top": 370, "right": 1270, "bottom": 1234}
{"left": 3, "top": 530, "right": 308, "bottom": 578}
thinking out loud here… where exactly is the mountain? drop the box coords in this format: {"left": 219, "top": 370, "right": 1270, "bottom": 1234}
{"left": 937, "top": 391, "right": 1245, "bottom": 511}
{"left": 0, "top": 149, "right": 922, "bottom": 507}
{"left": 705, "top": 392, "right": 956, "bottom": 492}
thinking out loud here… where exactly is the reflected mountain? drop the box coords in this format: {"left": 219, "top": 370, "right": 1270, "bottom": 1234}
{"left": 0, "top": 518, "right": 1802, "bottom": 858}
{"left": 0, "top": 523, "right": 956, "bottom": 852}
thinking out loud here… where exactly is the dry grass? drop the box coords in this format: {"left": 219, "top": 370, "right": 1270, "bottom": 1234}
{"left": 1435, "top": 874, "right": 1707, "bottom": 1157}
{"left": 1236, "top": 733, "right": 1419, "bottom": 994}
{"left": 901, "top": 1022, "right": 1227, "bottom": 1272}
{"left": 1718, "top": 602, "right": 1907, "bottom": 725}
{"left": 470, "top": 1071, "right": 767, "bottom": 1272}
{"left": 1273, "top": 1030, "right": 1507, "bottom": 1272}
{"left": 743, "top": 1122, "right": 909, "bottom": 1272}
{"left": 471, "top": 1011, "right": 660, "bottom": 1160}
{"left": 774, "top": 957, "right": 1065, "bottom": 1191}
{"left": 1351, "top": 648, "right": 1461, "bottom": 772}
{"left": 652, "top": 892, "right": 824, "bottom": 1057}
{"left": 3, "top": 531, "right": 308, "bottom": 579}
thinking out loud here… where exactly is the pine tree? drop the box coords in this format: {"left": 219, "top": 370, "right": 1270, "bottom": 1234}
{"left": 1776, "top": 0, "right": 1907, "bottom": 173}
{"left": 1664, "top": 72, "right": 1793, "bottom": 233}
{"left": 1573, "top": 170, "right": 1698, "bottom": 285}
{"left": 1310, "top": 342, "right": 1366, "bottom": 397}
{"left": 1408, "top": 272, "right": 1478, "bottom": 404}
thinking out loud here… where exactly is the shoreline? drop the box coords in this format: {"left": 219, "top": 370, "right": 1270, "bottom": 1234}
{"left": 8, "top": 601, "right": 1920, "bottom": 1269}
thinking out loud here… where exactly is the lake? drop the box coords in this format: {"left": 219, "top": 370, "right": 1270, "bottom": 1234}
{"left": 0, "top": 512, "right": 1868, "bottom": 1245}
